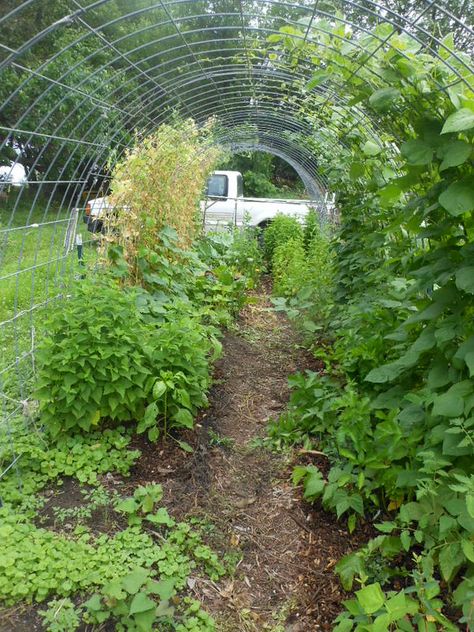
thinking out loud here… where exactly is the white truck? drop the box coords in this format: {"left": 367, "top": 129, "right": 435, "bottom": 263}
{"left": 83, "top": 170, "right": 315, "bottom": 233}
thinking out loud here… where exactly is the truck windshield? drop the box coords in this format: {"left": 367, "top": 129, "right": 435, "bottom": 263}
{"left": 206, "top": 174, "right": 228, "bottom": 198}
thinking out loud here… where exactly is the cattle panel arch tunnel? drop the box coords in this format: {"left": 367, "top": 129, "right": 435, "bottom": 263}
{"left": 0, "top": 0, "right": 473, "bottom": 487}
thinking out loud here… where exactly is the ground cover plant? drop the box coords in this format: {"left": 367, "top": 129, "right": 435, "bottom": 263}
{"left": 264, "top": 21, "right": 474, "bottom": 632}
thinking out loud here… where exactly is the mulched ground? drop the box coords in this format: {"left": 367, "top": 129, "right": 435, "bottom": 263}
{"left": 1, "top": 279, "right": 372, "bottom": 631}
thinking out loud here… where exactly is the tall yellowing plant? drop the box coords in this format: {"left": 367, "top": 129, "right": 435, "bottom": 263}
{"left": 105, "top": 119, "right": 220, "bottom": 281}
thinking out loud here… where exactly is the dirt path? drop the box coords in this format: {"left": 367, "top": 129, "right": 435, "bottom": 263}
{"left": 133, "top": 282, "right": 369, "bottom": 631}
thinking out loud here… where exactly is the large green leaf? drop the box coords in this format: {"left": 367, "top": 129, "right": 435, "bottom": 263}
{"left": 122, "top": 568, "right": 149, "bottom": 595}
{"left": 84, "top": 594, "right": 103, "bottom": 612}
{"left": 362, "top": 140, "right": 382, "bottom": 156}
{"left": 385, "top": 591, "right": 409, "bottom": 621}
{"left": 356, "top": 583, "right": 385, "bottom": 614}
{"left": 401, "top": 139, "right": 433, "bottom": 165}
{"left": 369, "top": 87, "right": 401, "bottom": 111}
{"left": 115, "top": 497, "right": 138, "bottom": 514}
{"left": 432, "top": 381, "right": 472, "bottom": 417}
{"left": 135, "top": 608, "right": 159, "bottom": 632}
{"left": 455, "top": 267, "right": 474, "bottom": 294}
{"left": 129, "top": 591, "right": 156, "bottom": 615}
{"left": 148, "top": 577, "right": 175, "bottom": 601}
{"left": 335, "top": 553, "right": 365, "bottom": 591}
{"left": 302, "top": 467, "right": 325, "bottom": 500}
{"left": 439, "top": 181, "right": 474, "bottom": 215}
{"left": 307, "top": 71, "right": 331, "bottom": 89}
{"left": 439, "top": 542, "right": 464, "bottom": 581}
{"left": 153, "top": 380, "right": 167, "bottom": 399}
{"left": 441, "top": 108, "right": 474, "bottom": 134}
{"left": 365, "top": 363, "right": 401, "bottom": 383}
{"left": 173, "top": 408, "right": 194, "bottom": 429}
{"left": 146, "top": 507, "right": 175, "bottom": 527}
{"left": 440, "top": 140, "right": 472, "bottom": 171}
{"left": 461, "top": 539, "right": 474, "bottom": 563}
{"left": 466, "top": 352, "right": 474, "bottom": 378}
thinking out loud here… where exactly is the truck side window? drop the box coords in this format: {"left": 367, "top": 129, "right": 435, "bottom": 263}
{"left": 206, "top": 174, "right": 228, "bottom": 198}
{"left": 237, "top": 174, "right": 244, "bottom": 198}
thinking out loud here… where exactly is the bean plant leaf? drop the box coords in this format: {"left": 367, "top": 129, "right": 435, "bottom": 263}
{"left": 365, "top": 363, "right": 401, "bottom": 383}
{"left": 173, "top": 408, "right": 194, "bottom": 429}
{"left": 432, "top": 381, "right": 471, "bottom": 417}
{"left": 385, "top": 592, "right": 408, "bottom": 620}
{"left": 369, "top": 87, "right": 401, "bottom": 111}
{"left": 115, "top": 498, "right": 138, "bottom": 514}
{"left": 104, "top": 579, "right": 127, "bottom": 600}
{"left": 461, "top": 539, "right": 474, "bottom": 563}
{"left": 439, "top": 543, "right": 463, "bottom": 581}
{"left": 467, "top": 494, "right": 474, "bottom": 518}
{"left": 135, "top": 609, "right": 158, "bottom": 632}
{"left": 153, "top": 380, "right": 167, "bottom": 399}
{"left": 455, "top": 267, "right": 474, "bottom": 294}
{"left": 439, "top": 181, "right": 474, "bottom": 215}
{"left": 356, "top": 583, "right": 385, "bottom": 614}
{"left": 441, "top": 108, "right": 474, "bottom": 134}
{"left": 303, "top": 468, "right": 325, "bottom": 500}
{"left": 440, "top": 140, "right": 471, "bottom": 171}
{"left": 362, "top": 140, "right": 381, "bottom": 156}
{"left": 307, "top": 71, "right": 331, "bottom": 89}
{"left": 335, "top": 553, "right": 364, "bottom": 591}
{"left": 401, "top": 139, "right": 433, "bottom": 165}
{"left": 176, "top": 439, "right": 193, "bottom": 453}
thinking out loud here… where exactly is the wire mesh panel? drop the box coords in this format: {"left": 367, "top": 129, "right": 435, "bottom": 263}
{"left": 0, "top": 0, "right": 473, "bottom": 497}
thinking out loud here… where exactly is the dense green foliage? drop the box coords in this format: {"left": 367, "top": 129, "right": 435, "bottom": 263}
{"left": 35, "top": 274, "right": 219, "bottom": 442}
{"left": 0, "top": 218, "right": 257, "bottom": 625}
{"left": 265, "top": 19, "right": 474, "bottom": 632}
{"left": 263, "top": 214, "right": 304, "bottom": 263}
{"left": 269, "top": 214, "right": 335, "bottom": 333}
{"left": 0, "top": 122, "right": 264, "bottom": 630}
{"left": 219, "top": 151, "right": 306, "bottom": 198}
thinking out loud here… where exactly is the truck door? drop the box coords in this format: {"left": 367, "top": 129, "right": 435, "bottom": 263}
{"left": 203, "top": 174, "right": 234, "bottom": 230}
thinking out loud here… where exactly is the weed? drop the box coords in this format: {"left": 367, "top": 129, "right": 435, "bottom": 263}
{"left": 39, "top": 598, "right": 81, "bottom": 632}
{"left": 208, "top": 429, "right": 235, "bottom": 449}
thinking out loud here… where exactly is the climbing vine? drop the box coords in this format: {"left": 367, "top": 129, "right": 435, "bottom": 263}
{"left": 267, "top": 19, "right": 474, "bottom": 630}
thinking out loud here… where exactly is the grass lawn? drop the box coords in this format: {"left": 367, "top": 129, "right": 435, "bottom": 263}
{"left": 0, "top": 188, "right": 98, "bottom": 402}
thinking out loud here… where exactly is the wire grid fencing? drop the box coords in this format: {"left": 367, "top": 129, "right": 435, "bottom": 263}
{"left": 0, "top": 0, "right": 473, "bottom": 499}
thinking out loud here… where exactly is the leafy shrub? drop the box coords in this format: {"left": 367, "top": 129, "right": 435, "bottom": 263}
{"left": 224, "top": 226, "right": 264, "bottom": 284}
{"left": 35, "top": 278, "right": 156, "bottom": 437}
{"left": 303, "top": 207, "right": 320, "bottom": 251}
{"left": 272, "top": 237, "right": 308, "bottom": 297}
{"left": 136, "top": 312, "right": 220, "bottom": 442}
{"left": 263, "top": 214, "right": 303, "bottom": 263}
{"left": 266, "top": 24, "right": 474, "bottom": 624}
{"left": 271, "top": 222, "right": 335, "bottom": 333}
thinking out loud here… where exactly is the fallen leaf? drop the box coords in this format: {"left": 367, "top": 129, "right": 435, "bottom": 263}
{"left": 234, "top": 497, "right": 257, "bottom": 509}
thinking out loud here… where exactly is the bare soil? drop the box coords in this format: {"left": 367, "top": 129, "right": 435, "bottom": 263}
{"left": 1, "top": 280, "right": 372, "bottom": 631}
